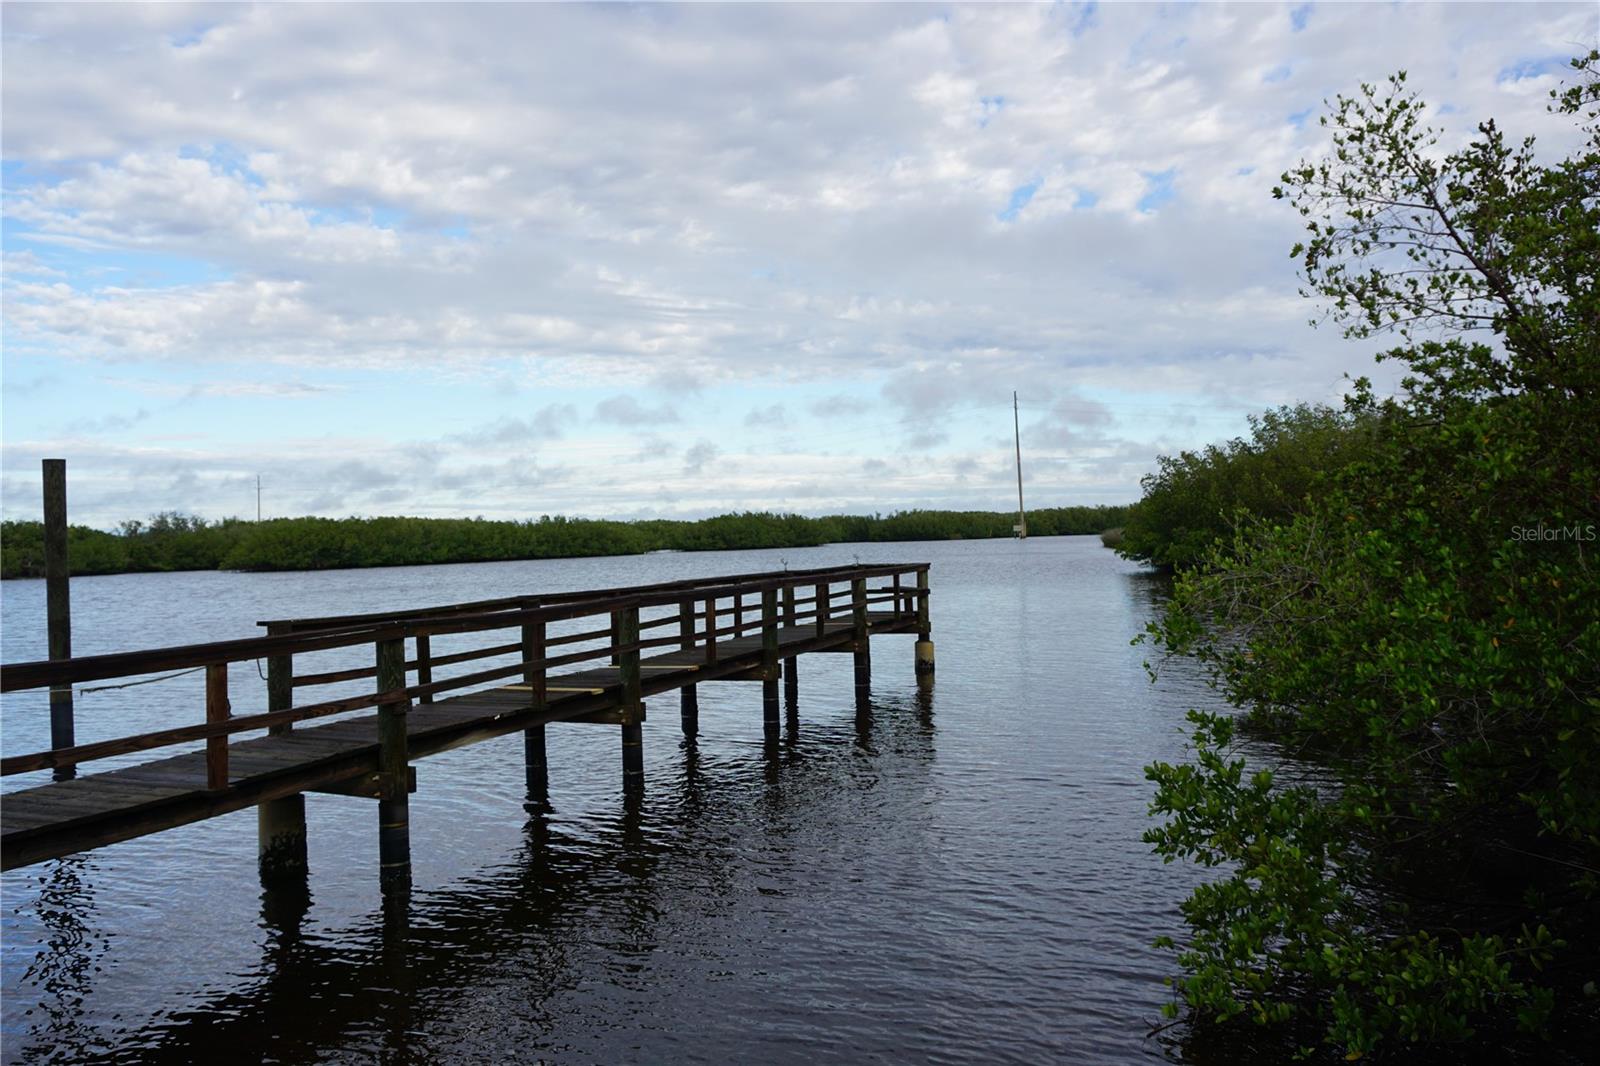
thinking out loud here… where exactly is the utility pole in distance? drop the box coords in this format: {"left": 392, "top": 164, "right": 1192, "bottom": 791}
{"left": 42, "top": 459, "right": 76, "bottom": 778}
{"left": 257, "top": 474, "right": 262, "bottom": 523}
{"left": 1012, "top": 391, "right": 1028, "bottom": 539}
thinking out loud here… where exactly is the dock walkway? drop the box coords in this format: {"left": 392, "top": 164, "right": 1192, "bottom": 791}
{"left": 1, "top": 564, "right": 933, "bottom": 890}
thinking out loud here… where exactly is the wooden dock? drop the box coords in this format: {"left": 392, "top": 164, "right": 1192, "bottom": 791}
{"left": 0, "top": 564, "right": 933, "bottom": 890}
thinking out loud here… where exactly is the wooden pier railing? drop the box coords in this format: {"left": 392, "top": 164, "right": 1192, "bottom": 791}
{"left": 0, "top": 563, "right": 933, "bottom": 889}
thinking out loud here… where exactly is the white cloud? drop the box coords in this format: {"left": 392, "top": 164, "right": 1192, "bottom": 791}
{"left": 2, "top": 1, "right": 1592, "bottom": 522}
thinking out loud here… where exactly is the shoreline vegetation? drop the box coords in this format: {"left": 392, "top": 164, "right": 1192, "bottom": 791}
{"left": 0, "top": 505, "right": 1131, "bottom": 580}
{"left": 1120, "top": 57, "right": 1600, "bottom": 1059}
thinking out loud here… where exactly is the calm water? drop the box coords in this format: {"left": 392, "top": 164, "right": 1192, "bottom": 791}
{"left": 1, "top": 536, "right": 1222, "bottom": 1063}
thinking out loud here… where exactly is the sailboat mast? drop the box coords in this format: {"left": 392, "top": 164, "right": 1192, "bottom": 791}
{"left": 1013, "top": 391, "right": 1027, "bottom": 539}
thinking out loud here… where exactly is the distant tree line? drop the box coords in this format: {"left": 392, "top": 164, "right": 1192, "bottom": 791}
{"left": 0, "top": 505, "right": 1131, "bottom": 578}
{"left": 1112, "top": 402, "right": 1381, "bottom": 570}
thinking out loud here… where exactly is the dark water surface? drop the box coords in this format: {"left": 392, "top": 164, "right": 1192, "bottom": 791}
{"left": 1, "top": 537, "right": 1221, "bottom": 1063}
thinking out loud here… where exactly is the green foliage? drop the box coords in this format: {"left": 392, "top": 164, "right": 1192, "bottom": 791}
{"left": 0, "top": 505, "right": 1132, "bottom": 578}
{"left": 1117, "top": 403, "right": 1377, "bottom": 570}
{"left": 1145, "top": 53, "right": 1600, "bottom": 1056}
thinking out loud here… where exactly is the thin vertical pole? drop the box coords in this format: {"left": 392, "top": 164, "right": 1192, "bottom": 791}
{"left": 618, "top": 606, "right": 644, "bottom": 795}
{"left": 42, "top": 459, "right": 74, "bottom": 779}
{"left": 376, "top": 637, "right": 412, "bottom": 893}
{"left": 814, "top": 582, "right": 828, "bottom": 637}
{"left": 205, "top": 663, "right": 230, "bottom": 790}
{"left": 256, "top": 474, "right": 262, "bottom": 523}
{"left": 1013, "top": 390, "right": 1028, "bottom": 539}
{"left": 679, "top": 597, "right": 699, "bottom": 735}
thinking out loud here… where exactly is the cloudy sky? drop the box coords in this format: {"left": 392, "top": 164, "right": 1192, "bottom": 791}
{"left": 2, "top": 2, "right": 1593, "bottom": 527}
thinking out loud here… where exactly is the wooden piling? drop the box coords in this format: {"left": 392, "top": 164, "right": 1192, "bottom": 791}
{"left": 815, "top": 582, "right": 828, "bottom": 637}
{"left": 852, "top": 577, "right": 871, "bottom": 692}
{"left": 915, "top": 566, "right": 934, "bottom": 690}
{"left": 376, "top": 638, "right": 411, "bottom": 893}
{"left": 521, "top": 619, "right": 548, "bottom": 800}
{"left": 42, "top": 459, "right": 74, "bottom": 780}
{"left": 678, "top": 597, "right": 698, "bottom": 735}
{"left": 761, "top": 587, "right": 780, "bottom": 727}
{"left": 205, "top": 663, "right": 230, "bottom": 790}
{"left": 782, "top": 584, "right": 798, "bottom": 705}
{"left": 618, "top": 607, "right": 644, "bottom": 795}
{"left": 415, "top": 632, "right": 433, "bottom": 704}
{"left": 259, "top": 642, "right": 307, "bottom": 884}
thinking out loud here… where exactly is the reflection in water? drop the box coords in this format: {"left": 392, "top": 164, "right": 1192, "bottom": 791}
{"left": 3, "top": 537, "right": 1220, "bottom": 1064}
{"left": 11, "top": 693, "right": 936, "bottom": 1064}
{"left": 12, "top": 859, "right": 108, "bottom": 1060}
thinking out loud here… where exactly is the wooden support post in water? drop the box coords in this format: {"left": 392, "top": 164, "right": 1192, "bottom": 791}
{"left": 259, "top": 640, "right": 308, "bottom": 884}
{"left": 205, "top": 663, "right": 230, "bottom": 790}
{"left": 618, "top": 607, "right": 644, "bottom": 795}
{"left": 761, "top": 587, "right": 780, "bottom": 729}
{"left": 915, "top": 566, "right": 935, "bottom": 691}
{"left": 42, "top": 459, "right": 74, "bottom": 781}
{"left": 679, "top": 597, "right": 699, "bottom": 735}
{"left": 415, "top": 632, "right": 433, "bottom": 704}
{"left": 376, "top": 638, "right": 411, "bottom": 893}
{"left": 521, "top": 618, "right": 548, "bottom": 802}
{"left": 782, "top": 583, "right": 798, "bottom": 705}
{"left": 852, "top": 577, "right": 871, "bottom": 694}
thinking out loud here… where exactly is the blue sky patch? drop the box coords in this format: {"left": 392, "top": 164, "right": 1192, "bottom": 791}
{"left": 979, "top": 95, "right": 1007, "bottom": 128}
{"left": 1263, "top": 63, "right": 1292, "bottom": 84}
{"left": 997, "top": 180, "right": 1040, "bottom": 222}
{"left": 1498, "top": 55, "right": 1570, "bottom": 83}
{"left": 1137, "top": 168, "right": 1176, "bottom": 213}
{"left": 1290, "top": 4, "right": 1312, "bottom": 32}
{"left": 1068, "top": 2, "right": 1098, "bottom": 38}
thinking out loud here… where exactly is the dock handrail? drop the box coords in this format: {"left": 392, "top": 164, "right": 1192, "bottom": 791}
{"left": 0, "top": 563, "right": 930, "bottom": 782}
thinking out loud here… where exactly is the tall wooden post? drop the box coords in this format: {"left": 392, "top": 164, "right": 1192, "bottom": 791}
{"left": 851, "top": 576, "right": 871, "bottom": 695}
{"left": 42, "top": 459, "right": 74, "bottom": 780}
{"left": 259, "top": 631, "right": 308, "bottom": 884}
{"left": 415, "top": 632, "right": 433, "bottom": 704}
{"left": 761, "top": 587, "right": 780, "bottom": 729}
{"left": 205, "top": 663, "right": 230, "bottom": 790}
{"left": 782, "top": 583, "right": 798, "bottom": 705}
{"left": 915, "top": 566, "right": 935, "bottom": 691}
{"left": 815, "top": 582, "right": 829, "bottom": 637}
{"left": 376, "top": 637, "right": 411, "bottom": 893}
{"left": 678, "top": 597, "right": 698, "bottom": 736}
{"left": 618, "top": 606, "right": 644, "bottom": 795}
{"left": 522, "top": 617, "right": 548, "bottom": 803}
